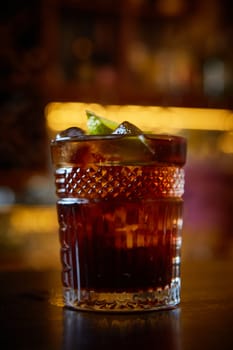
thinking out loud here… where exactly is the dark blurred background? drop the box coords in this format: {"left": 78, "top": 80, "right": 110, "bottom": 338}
{"left": 0, "top": 0, "right": 232, "bottom": 270}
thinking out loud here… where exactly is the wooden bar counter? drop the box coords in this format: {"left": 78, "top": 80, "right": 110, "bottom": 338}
{"left": 0, "top": 259, "right": 233, "bottom": 350}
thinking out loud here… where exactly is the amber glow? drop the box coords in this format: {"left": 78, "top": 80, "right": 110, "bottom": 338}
{"left": 9, "top": 205, "right": 57, "bottom": 236}
{"left": 45, "top": 102, "right": 233, "bottom": 133}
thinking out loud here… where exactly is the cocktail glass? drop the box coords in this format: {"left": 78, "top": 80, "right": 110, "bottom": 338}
{"left": 51, "top": 130, "right": 187, "bottom": 312}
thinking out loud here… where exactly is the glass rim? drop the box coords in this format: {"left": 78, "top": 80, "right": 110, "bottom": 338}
{"left": 51, "top": 133, "right": 186, "bottom": 144}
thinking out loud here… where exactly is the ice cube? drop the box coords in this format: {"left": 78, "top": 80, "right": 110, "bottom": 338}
{"left": 112, "top": 121, "right": 143, "bottom": 135}
{"left": 103, "top": 121, "right": 155, "bottom": 163}
{"left": 112, "top": 121, "right": 156, "bottom": 156}
{"left": 56, "top": 127, "right": 85, "bottom": 140}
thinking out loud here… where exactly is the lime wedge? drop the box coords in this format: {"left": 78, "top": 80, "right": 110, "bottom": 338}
{"left": 86, "top": 110, "right": 118, "bottom": 135}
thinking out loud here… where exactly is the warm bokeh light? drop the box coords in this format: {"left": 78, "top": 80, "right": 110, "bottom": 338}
{"left": 217, "top": 132, "right": 233, "bottom": 154}
{"left": 9, "top": 206, "right": 57, "bottom": 237}
{"left": 45, "top": 102, "right": 233, "bottom": 134}
{"left": 0, "top": 206, "right": 59, "bottom": 270}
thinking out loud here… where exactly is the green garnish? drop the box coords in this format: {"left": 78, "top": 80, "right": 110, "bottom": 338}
{"left": 86, "top": 110, "right": 118, "bottom": 135}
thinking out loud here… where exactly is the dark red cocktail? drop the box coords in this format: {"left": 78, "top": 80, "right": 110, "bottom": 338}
{"left": 51, "top": 131, "right": 186, "bottom": 312}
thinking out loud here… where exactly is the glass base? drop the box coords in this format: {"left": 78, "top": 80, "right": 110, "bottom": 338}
{"left": 63, "top": 278, "right": 180, "bottom": 313}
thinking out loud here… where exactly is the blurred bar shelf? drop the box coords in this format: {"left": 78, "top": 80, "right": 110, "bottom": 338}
{"left": 39, "top": 0, "right": 233, "bottom": 109}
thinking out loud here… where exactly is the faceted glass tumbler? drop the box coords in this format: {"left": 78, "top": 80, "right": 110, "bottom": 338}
{"left": 51, "top": 134, "right": 187, "bottom": 312}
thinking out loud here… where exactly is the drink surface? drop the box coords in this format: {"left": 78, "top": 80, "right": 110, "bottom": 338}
{"left": 51, "top": 134, "right": 187, "bottom": 167}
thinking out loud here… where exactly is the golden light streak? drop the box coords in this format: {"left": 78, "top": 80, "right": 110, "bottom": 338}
{"left": 45, "top": 102, "right": 233, "bottom": 133}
